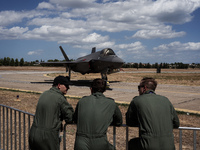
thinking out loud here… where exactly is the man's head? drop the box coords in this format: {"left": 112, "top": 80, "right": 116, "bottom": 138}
{"left": 53, "top": 76, "right": 71, "bottom": 94}
{"left": 90, "top": 78, "right": 106, "bottom": 94}
{"left": 138, "top": 77, "right": 157, "bottom": 95}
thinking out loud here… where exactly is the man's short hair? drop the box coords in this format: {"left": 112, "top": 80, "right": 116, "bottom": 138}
{"left": 140, "top": 77, "right": 157, "bottom": 91}
{"left": 53, "top": 76, "right": 71, "bottom": 88}
{"left": 91, "top": 78, "right": 106, "bottom": 93}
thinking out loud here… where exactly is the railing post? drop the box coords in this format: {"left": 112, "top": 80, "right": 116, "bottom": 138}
{"left": 23, "top": 113, "right": 26, "bottom": 150}
{"left": 179, "top": 129, "right": 182, "bottom": 150}
{"left": 193, "top": 130, "right": 196, "bottom": 150}
{"left": 113, "top": 126, "right": 116, "bottom": 148}
{"left": 63, "top": 124, "right": 67, "bottom": 150}
{"left": 10, "top": 109, "right": 13, "bottom": 150}
{"left": 28, "top": 115, "right": 31, "bottom": 150}
{"left": 19, "top": 111, "right": 21, "bottom": 150}
{"left": 3, "top": 107, "right": 5, "bottom": 150}
{"left": 0, "top": 106, "right": 1, "bottom": 149}
{"left": 6, "top": 107, "right": 9, "bottom": 150}
{"left": 14, "top": 110, "right": 17, "bottom": 150}
{"left": 126, "top": 126, "right": 129, "bottom": 150}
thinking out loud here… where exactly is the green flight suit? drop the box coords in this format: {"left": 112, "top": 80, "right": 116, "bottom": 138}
{"left": 29, "top": 87, "right": 74, "bottom": 150}
{"left": 73, "top": 92, "right": 122, "bottom": 150}
{"left": 126, "top": 90, "right": 180, "bottom": 150}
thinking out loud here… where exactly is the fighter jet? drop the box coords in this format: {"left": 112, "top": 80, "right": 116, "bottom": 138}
{"left": 41, "top": 46, "right": 124, "bottom": 81}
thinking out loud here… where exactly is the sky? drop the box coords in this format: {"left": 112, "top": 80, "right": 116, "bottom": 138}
{"left": 0, "top": 0, "right": 200, "bottom": 64}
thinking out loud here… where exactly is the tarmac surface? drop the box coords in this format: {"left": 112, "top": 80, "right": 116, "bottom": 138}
{"left": 0, "top": 69, "right": 200, "bottom": 113}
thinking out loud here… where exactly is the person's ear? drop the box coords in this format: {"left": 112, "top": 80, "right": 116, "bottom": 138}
{"left": 143, "top": 85, "right": 147, "bottom": 92}
{"left": 57, "top": 84, "right": 61, "bottom": 89}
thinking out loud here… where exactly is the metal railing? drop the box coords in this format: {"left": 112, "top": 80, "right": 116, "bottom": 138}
{"left": 1, "top": 104, "right": 200, "bottom": 150}
{"left": 0, "top": 104, "right": 34, "bottom": 150}
{"left": 179, "top": 127, "right": 200, "bottom": 150}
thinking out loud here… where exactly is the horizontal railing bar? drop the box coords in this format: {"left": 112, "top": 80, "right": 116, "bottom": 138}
{"left": 0, "top": 104, "right": 34, "bottom": 116}
{"left": 179, "top": 127, "right": 200, "bottom": 130}
{"left": 122, "top": 124, "right": 200, "bottom": 131}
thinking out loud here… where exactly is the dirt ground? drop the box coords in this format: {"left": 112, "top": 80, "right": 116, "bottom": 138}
{"left": 0, "top": 66, "right": 200, "bottom": 149}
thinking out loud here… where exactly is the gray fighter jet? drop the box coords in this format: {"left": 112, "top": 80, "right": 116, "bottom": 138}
{"left": 41, "top": 46, "right": 124, "bottom": 80}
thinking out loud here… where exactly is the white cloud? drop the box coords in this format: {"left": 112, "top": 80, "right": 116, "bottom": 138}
{"left": 132, "top": 26, "right": 186, "bottom": 39}
{"left": 82, "top": 33, "right": 109, "bottom": 43}
{"left": 96, "top": 42, "right": 115, "bottom": 49}
{"left": 0, "top": 11, "right": 24, "bottom": 26}
{"left": 144, "top": 0, "right": 199, "bottom": 24}
{"left": 79, "top": 52, "right": 88, "bottom": 57}
{"left": 23, "top": 25, "right": 88, "bottom": 41}
{"left": 153, "top": 41, "right": 200, "bottom": 51}
{"left": 49, "top": 0, "right": 96, "bottom": 8}
{"left": 27, "top": 50, "right": 43, "bottom": 55}
{"left": 0, "top": 26, "right": 28, "bottom": 40}
{"left": 118, "top": 42, "right": 146, "bottom": 52}
{"left": 37, "top": 2, "right": 55, "bottom": 10}
{"left": 0, "top": 10, "right": 45, "bottom": 26}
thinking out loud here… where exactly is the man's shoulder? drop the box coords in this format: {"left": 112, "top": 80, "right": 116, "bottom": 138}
{"left": 80, "top": 94, "right": 115, "bottom": 103}
{"left": 138, "top": 93, "right": 170, "bottom": 104}
{"left": 154, "top": 94, "right": 169, "bottom": 100}
{"left": 131, "top": 96, "right": 140, "bottom": 102}
{"left": 80, "top": 95, "right": 90, "bottom": 100}
{"left": 105, "top": 96, "right": 115, "bottom": 102}
{"left": 42, "top": 88, "right": 65, "bottom": 100}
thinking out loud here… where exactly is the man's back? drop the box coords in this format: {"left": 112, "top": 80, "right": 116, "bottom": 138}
{"left": 74, "top": 92, "right": 122, "bottom": 134}
{"left": 135, "top": 92, "right": 176, "bottom": 134}
{"left": 34, "top": 87, "right": 73, "bottom": 129}
{"left": 74, "top": 92, "right": 122, "bottom": 150}
{"left": 29, "top": 87, "right": 74, "bottom": 150}
{"left": 126, "top": 90, "right": 179, "bottom": 150}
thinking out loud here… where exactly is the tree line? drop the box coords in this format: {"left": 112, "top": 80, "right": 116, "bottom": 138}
{"left": 0, "top": 57, "right": 200, "bottom": 69}
{"left": 0, "top": 57, "right": 39, "bottom": 66}
{"left": 122, "top": 62, "right": 200, "bottom": 69}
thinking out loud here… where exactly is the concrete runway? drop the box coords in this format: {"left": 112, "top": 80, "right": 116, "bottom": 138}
{"left": 0, "top": 70, "right": 200, "bottom": 113}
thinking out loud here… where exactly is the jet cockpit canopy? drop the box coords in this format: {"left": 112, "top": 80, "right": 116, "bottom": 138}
{"left": 100, "top": 48, "right": 115, "bottom": 56}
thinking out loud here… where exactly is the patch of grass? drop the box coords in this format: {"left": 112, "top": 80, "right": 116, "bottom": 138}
{"left": 0, "top": 87, "right": 42, "bottom": 94}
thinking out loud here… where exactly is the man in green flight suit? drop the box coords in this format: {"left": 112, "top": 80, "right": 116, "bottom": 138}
{"left": 73, "top": 78, "right": 122, "bottom": 150}
{"left": 29, "top": 76, "right": 74, "bottom": 150}
{"left": 126, "top": 77, "right": 180, "bottom": 150}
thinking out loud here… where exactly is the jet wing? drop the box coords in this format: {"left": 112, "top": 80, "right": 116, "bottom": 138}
{"left": 40, "top": 61, "right": 77, "bottom": 66}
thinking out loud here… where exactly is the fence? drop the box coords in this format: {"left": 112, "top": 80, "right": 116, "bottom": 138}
{"left": 1, "top": 104, "right": 200, "bottom": 150}
{"left": 0, "top": 104, "right": 34, "bottom": 150}
{"left": 179, "top": 127, "right": 200, "bottom": 150}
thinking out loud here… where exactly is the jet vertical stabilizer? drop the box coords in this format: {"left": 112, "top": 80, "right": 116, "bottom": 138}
{"left": 59, "top": 46, "right": 70, "bottom": 74}
{"left": 91, "top": 47, "right": 96, "bottom": 53}
{"left": 59, "top": 46, "right": 70, "bottom": 61}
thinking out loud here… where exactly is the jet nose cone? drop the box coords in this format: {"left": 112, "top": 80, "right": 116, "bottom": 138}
{"left": 112, "top": 57, "right": 124, "bottom": 68}
{"left": 114, "top": 56, "right": 124, "bottom": 63}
